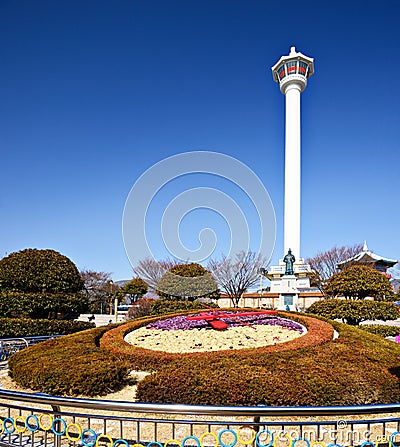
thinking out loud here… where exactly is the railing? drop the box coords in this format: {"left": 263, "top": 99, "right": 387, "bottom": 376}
{"left": 1, "top": 389, "right": 400, "bottom": 447}
{"left": 0, "top": 336, "right": 62, "bottom": 361}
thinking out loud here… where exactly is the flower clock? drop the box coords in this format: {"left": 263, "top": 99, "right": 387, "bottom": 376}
{"left": 124, "top": 310, "right": 306, "bottom": 353}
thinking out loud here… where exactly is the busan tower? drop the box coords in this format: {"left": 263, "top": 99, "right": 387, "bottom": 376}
{"left": 266, "top": 47, "right": 314, "bottom": 310}
{"left": 272, "top": 46, "right": 314, "bottom": 259}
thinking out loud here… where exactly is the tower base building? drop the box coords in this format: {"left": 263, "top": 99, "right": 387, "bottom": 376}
{"left": 266, "top": 255, "right": 313, "bottom": 310}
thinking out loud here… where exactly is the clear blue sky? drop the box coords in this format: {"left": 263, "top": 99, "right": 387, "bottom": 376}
{"left": 1, "top": 0, "right": 399, "bottom": 281}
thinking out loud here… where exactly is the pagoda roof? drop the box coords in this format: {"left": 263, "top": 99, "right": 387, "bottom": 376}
{"left": 337, "top": 241, "right": 397, "bottom": 269}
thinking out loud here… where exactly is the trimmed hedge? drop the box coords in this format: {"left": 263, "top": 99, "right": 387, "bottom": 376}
{"left": 0, "top": 318, "right": 94, "bottom": 338}
{"left": 136, "top": 321, "right": 400, "bottom": 406}
{"left": 360, "top": 325, "right": 400, "bottom": 337}
{"left": 8, "top": 325, "right": 129, "bottom": 396}
{"left": 0, "top": 291, "right": 88, "bottom": 319}
{"left": 307, "top": 299, "right": 399, "bottom": 325}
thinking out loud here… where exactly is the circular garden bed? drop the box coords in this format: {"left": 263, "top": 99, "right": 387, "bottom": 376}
{"left": 124, "top": 313, "right": 306, "bottom": 352}
{"left": 7, "top": 310, "right": 400, "bottom": 406}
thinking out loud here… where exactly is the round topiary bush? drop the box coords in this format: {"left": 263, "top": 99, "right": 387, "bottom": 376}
{"left": 324, "top": 265, "right": 395, "bottom": 301}
{"left": 0, "top": 249, "right": 87, "bottom": 318}
{"left": 0, "top": 248, "right": 83, "bottom": 293}
{"left": 156, "top": 263, "right": 219, "bottom": 300}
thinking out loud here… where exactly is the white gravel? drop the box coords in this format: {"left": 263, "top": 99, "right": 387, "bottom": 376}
{"left": 124, "top": 324, "right": 304, "bottom": 353}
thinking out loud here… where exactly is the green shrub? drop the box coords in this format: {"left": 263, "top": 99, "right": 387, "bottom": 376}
{"left": 0, "top": 249, "right": 88, "bottom": 319}
{"left": 307, "top": 299, "right": 399, "bottom": 325}
{"left": 118, "top": 277, "right": 148, "bottom": 302}
{"left": 0, "top": 248, "right": 83, "bottom": 293}
{"left": 156, "top": 263, "right": 219, "bottom": 300}
{"left": 324, "top": 265, "right": 395, "bottom": 301}
{"left": 0, "top": 291, "right": 89, "bottom": 319}
{"left": 0, "top": 318, "right": 94, "bottom": 337}
{"left": 359, "top": 325, "right": 400, "bottom": 337}
{"left": 8, "top": 325, "right": 129, "bottom": 396}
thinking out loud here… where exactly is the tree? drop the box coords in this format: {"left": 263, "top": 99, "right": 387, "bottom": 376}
{"left": 0, "top": 249, "right": 88, "bottom": 319}
{"left": 156, "top": 263, "right": 219, "bottom": 301}
{"left": 306, "top": 243, "right": 363, "bottom": 291}
{"left": 81, "top": 270, "right": 114, "bottom": 314}
{"left": 324, "top": 265, "right": 395, "bottom": 301}
{"left": 133, "top": 257, "right": 179, "bottom": 291}
{"left": 208, "top": 251, "right": 267, "bottom": 308}
{"left": 119, "top": 277, "right": 148, "bottom": 302}
{"left": 0, "top": 248, "right": 83, "bottom": 293}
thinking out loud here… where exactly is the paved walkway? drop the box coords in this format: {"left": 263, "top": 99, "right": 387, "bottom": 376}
{"left": 361, "top": 318, "right": 400, "bottom": 326}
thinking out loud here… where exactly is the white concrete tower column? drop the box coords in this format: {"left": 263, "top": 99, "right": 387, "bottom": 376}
{"left": 284, "top": 82, "right": 301, "bottom": 258}
{"left": 271, "top": 47, "right": 314, "bottom": 260}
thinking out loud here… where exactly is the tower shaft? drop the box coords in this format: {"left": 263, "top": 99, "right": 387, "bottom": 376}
{"left": 284, "top": 83, "right": 301, "bottom": 259}
{"left": 271, "top": 46, "right": 314, "bottom": 261}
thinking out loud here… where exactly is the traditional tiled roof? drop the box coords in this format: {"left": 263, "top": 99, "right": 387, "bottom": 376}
{"left": 337, "top": 241, "right": 397, "bottom": 269}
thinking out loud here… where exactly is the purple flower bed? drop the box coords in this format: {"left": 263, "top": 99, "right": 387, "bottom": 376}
{"left": 146, "top": 313, "right": 304, "bottom": 332}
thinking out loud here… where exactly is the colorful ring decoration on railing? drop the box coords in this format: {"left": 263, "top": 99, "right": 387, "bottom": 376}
{"left": 1, "top": 415, "right": 399, "bottom": 447}
{"left": 292, "top": 438, "right": 310, "bottom": 447}
{"left": 38, "top": 413, "right": 53, "bottom": 431}
{"left": 310, "top": 442, "right": 326, "bottom": 447}
{"left": 14, "top": 415, "right": 26, "bottom": 433}
{"left": 52, "top": 417, "right": 67, "bottom": 436}
{"left": 237, "top": 427, "right": 257, "bottom": 445}
{"left": 182, "top": 435, "right": 201, "bottom": 447}
{"left": 66, "top": 422, "right": 82, "bottom": 441}
{"left": 256, "top": 429, "right": 274, "bottom": 447}
{"left": 81, "top": 428, "right": 98, "bottom": 447}
{"left": 390, "top": 432, "right": 400, "bottom": 447}
{"left": 26, "top": 414, "right": 39, "bottom": 432}
{"left": 218, "top": 429, "right": 238, "bottom": 447}
{"left": 3, "top": 417, "right": 15, "bottom": 434}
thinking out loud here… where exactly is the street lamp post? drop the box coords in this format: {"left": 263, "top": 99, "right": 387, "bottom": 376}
{"left": 108, "top": 280, "right": 114, "bottom": 316}
{"left": 258, "top": 268, "right": 266, "bottom": 308}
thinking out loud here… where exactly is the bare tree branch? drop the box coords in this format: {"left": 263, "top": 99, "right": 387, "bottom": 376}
{"left": 306, "top": 243, "right": 363, "bottom": 282}
{"left": 133, "top": 257, "right": 180, "bottom": 291}
{"left": 208, "top": 251, "right": 268, "bottom": 307}
{"left": 80, "top": 270, "right": 113, "bottom": 313}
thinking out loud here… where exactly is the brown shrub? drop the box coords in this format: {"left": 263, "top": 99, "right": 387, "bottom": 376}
{"left": 8, "top": 325, "right": 129, "bottom": 396}
{"left": 136, "top": 321, "right": 400, "bottom": 406}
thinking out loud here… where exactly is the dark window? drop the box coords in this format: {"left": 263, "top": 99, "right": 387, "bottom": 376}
{"left": 286, "top": 61, "right": 297, "bottom": 75}
{"left": 298, "top": 61, "right": 308, "bottom": 75}
{"left": 277, "top": 65, "right": 286, "bottom": 80}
